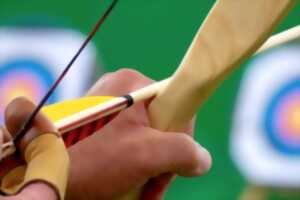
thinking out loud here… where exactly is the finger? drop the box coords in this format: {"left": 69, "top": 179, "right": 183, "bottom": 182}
{"left": 2, "top": 127, "right": 12, "bottom": 143}
{"left": 0, "top": 127, "right": 11, "bottom": 162}
{"left": 0, "top": 128, "right": 3, "bottom": 158}
{"left": 5, "top": 97, "right": 35, "bottom": 136}
{"left": 4, "top": 97, "right": 57, "bottom": 153}
{"left": 141, "top": 128, "right": 212, "bottom": 177}
{"left": 87, "top": 69, "right": 154, "bottom": 96}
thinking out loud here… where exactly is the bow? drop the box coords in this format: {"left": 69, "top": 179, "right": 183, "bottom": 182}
{"left": 143, "top": 0, "right": 298, "bottom": 198}
{"left": 0, "top": 0, "right": 299, "bottom": 199}
{"left": 1, "top": 23, "right": 300, "bottom": 159}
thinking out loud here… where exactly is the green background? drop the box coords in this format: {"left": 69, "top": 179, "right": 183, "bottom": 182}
{"left": 0, "top": 1, "right": 300, "bottom": 199}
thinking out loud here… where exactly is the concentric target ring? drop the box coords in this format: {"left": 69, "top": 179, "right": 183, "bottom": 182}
{"left": 264, "top": 78, "right": 300, "bottom": 155}
{"left": 0, "top": 59, "right": 58, "bottom": 122}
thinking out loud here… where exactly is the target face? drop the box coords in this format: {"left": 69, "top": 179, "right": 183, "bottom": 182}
{"left": 0, "top": 27, "right": 98, "bottom": 124}
{"left": 265, "top": 79, "right": 300, "bottom": 155}
{"left": 231, "top": 45, "right": 300, "bottom": 188}
{"left": 0, "top": 59, "right": 57, "bottom": 122}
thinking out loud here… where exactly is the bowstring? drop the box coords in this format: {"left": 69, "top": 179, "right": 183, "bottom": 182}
{"left": 13, "top": 0, "right": 119, "bottom": 143}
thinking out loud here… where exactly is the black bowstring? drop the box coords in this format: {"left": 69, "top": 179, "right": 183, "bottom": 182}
{"left": 13, "top": 0, "right": 119, "bottom": 143}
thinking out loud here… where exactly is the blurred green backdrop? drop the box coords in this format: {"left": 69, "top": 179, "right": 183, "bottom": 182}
{"left": 0, "top": 1, "right": 300, "bottom": 199}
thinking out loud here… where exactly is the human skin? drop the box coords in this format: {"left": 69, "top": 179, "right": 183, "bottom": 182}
{"left": 0, "top": 69, "right": 212, "bottom": 200}
{"left": 0, "top": 98, "right": 60, "bottom": 200}
{"left": 66, "top": 69, "right": 212, "bottom": 200}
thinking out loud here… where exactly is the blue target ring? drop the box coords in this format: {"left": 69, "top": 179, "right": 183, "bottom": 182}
{"left": 264, "top": 78, "right": 300, "bottom": 155}
{"left": 0, "top": 58, "right": 58, "bottom": 122}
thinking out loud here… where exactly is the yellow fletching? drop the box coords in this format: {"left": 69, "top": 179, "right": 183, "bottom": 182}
{"left": 42, "top": 96, "right": 114, "bottom": 122}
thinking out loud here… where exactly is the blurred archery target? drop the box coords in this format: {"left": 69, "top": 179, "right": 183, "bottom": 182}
{"left": 0, "top": 59, "right": 57, "bottom": 122}
{"left": 0, "top": 27, "right": 98, "bottom": 123}
{"left": 231, "top": 45, "right": 300, "bottom": 188}
{"left": 265, "top": 78, "right": 300, "bottom": 155}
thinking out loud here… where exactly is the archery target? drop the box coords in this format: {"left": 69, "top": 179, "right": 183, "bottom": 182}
{"left": 264, "top": 78, "right": 300, "bottom": 155}
{"left": 0, "top": 27, "right": 98, "bottom": 123}
{"left": 0, "top": 59, "right": 57, "bottom": 122}
{"left": 231, "top": 45, "right": 300, "bottom": 188}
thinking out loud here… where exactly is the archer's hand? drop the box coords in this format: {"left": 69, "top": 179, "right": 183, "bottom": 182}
{"left": 67, "top": 69, "right": 212, "bottom": 200}
{"left": 0, "top": 97, "right": 69, "bottom": 200}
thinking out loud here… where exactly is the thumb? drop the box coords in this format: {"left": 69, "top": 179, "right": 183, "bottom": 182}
{"left": 143, "top": 129, "right": 212, "bottom": 177}
{"left": 4, "top": 97, "right": 57, "bottom": 153}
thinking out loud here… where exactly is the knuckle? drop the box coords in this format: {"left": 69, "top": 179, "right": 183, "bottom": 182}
{"left": 115, "top": 68, "right": 153, "bottom": 85}
{"left": 100, "top": 72, "right": 113, "bottom": 80}
{"left": 115, "top": 68, "right": 142, "bottom": 79}
{"left": 106, "top": 69, "right": 144, "bottom": 90}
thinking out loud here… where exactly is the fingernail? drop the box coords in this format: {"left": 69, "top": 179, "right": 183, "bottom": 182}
{"left": 194, "top": 143, "right": 212, "bottom": 174}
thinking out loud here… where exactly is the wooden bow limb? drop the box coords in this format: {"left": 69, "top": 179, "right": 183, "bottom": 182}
{"left": 148, "top": 0, "right": 298, "bottom": 131}
{"left": 144, "top": 0, "right": 298, "bottom": 199}
{"left": 1, "top": 24, "right": 300, "bottom": 163}
{"left": 47, "top": 24, "right": 300, "bottom": 136}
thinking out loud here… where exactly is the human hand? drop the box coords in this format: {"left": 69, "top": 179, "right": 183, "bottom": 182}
{"left": 67, "top": 69, "right": 212, "bottom": 200}
{"left": 0, "top": 97, "right": 68, "bottom": 200}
